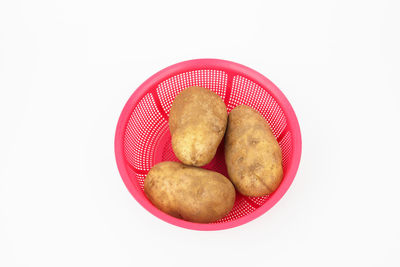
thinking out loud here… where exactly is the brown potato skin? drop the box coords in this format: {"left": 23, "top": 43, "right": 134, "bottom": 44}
{"left": 225, "top": 105, "right": 283, "bottom": 197}
{"left": 169, "top": 86, "right": 228, "bottom": 166}
{"left": 144, "top": 162, "right": 235, "bottom": 223}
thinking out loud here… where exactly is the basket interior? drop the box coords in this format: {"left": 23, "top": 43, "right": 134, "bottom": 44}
{"left": 123, "top": 69, "right": 292, "bottom": 223}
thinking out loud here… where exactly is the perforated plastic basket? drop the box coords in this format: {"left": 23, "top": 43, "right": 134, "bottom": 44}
{"left": 115, "top": 59, "right": 301, "bottom": 230}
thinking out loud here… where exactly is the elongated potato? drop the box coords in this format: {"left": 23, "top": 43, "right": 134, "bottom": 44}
{"left": 169, "top": 86, "right": 228, "bottom": 166}
{"left": 144, "top": 161, "right": 235, "bottom": 223}
{"left": 225, "top": 105, "right": 283, "bottom": 197}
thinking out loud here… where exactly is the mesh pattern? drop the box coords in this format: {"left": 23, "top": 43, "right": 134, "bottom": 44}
{"left": 214, "top": 196, "right": 256, "bottom": 223}
{"left": 161, "top": 132, "right": 179, "bottom": 162}
{"left": 246, "top": 195, "right": 271, "bottom": 206}
{"left": 122, "top": 71, "right": 293, "bottom": 223}
{"left": 127, "top": 166, "right": 145, "bottom": 191}
{"left": 124, "top": 93, "right": 167, "bottom": 171}
{"left": 157, "top": 70, "right": 228, "bottom": 115}
{"left": 279, "top": 131, "right": 292, "bottom": 173}
{"left": 229, "top": 75, "right": 287, "bottom": 138}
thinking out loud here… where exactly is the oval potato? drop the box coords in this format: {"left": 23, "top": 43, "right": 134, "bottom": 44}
{"left": 144, "top": 161, "right": 235, "bottom": 223}
{"left": 169, "top": 86, "right": 228, "bottom": 166}
{"left": 225, "top": 105, "right": 283, "bottom": 196}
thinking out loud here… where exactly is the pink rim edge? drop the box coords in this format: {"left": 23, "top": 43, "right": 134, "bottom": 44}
{"left": 114, "top": 59, "right": 302, "bottom": 231}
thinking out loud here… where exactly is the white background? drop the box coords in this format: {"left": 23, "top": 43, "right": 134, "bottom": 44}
{"left": 1, "top": 0, "right": 399, "bottom": 266}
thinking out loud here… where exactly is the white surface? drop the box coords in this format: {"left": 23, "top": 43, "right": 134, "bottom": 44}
{"left": 1, "top": 0, "right": 399, "bottom": 266}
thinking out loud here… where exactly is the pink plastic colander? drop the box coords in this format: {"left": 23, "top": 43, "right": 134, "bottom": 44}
{"left": 115, "top": 59, "right": 301, "bottom": 230}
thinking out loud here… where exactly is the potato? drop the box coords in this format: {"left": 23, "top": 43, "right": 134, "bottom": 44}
{"left": 225, "top": 105, "right": 283, "bottom": 197}
{"left": 169, "top": 86, "right": 228, "bottom": 166}
{"left": 144, "top": 161, "right": 235, "bottom": 223}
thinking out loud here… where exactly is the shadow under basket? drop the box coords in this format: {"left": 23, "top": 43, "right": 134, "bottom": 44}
{"left": 115, "top": 59, "right": 302, "bottom": 230}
